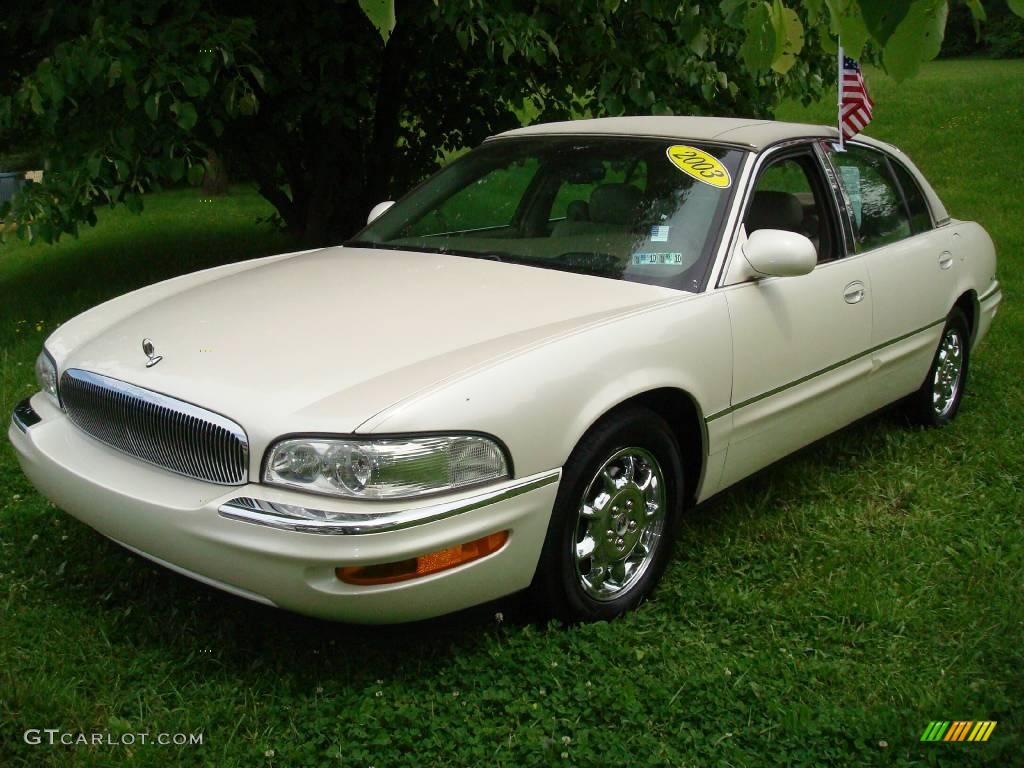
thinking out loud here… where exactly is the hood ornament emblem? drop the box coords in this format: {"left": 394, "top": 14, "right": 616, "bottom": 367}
{"left": 142, "top": 338, "right": 163, "bottom": 368}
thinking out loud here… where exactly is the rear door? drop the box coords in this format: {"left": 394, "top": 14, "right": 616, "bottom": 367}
{"left": 824, "top": 143, "right": 955, "bottom": 409}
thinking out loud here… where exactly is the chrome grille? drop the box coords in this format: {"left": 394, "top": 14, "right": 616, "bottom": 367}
{"left": 60, "top": 369, "right": 249, "bottom": 485}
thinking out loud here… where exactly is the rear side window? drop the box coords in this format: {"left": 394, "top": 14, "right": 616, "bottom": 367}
{"left": 889, "top": 161, "right": 933, "bottom": 235}
{"left": 828, "top": 145, "right": 910, "bottom": 251}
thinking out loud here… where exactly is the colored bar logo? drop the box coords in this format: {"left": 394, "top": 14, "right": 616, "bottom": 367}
{"left": 920, "top": 721, "right": 997, "bottom": 742}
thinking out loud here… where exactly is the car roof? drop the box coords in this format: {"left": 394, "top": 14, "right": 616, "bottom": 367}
{"left": 492, "top": 116, "right": 836, "bottom": 150}
{"left": 491, "top": 116, "right": 949, "bottom": 223}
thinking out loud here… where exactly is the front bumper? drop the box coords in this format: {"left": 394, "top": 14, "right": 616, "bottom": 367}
{"left": 9, "top": 393, "right": 560, "bottom": 623}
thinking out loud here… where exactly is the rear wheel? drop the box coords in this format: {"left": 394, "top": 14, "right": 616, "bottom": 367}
{"left": 905, "top": 308, "right": 970, "bottom": 427}
{"left": 532, "top": 406, "right": 683, "bottom": 622}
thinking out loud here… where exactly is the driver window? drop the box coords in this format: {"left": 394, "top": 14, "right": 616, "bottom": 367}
{"left": 745, "top": 154, "right": 835, "bottom": 263}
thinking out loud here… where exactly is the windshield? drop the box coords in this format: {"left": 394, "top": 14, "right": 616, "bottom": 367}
{"left": 349, "top": 136, "right": 746, "bottom": 291}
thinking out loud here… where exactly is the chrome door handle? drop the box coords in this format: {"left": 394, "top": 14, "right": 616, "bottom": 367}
{"left": 939, "top": 251, "right": 954, "bottom": 270}
{"left": 843, "top": 281, "right": 866, "bottom": 304}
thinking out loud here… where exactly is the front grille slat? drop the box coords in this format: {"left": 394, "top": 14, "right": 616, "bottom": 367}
{"left": 170, "top": 409, "right": 188, "bottom": 479}
{"left": 60, "top": 369, "right": 248, "bottom": 486}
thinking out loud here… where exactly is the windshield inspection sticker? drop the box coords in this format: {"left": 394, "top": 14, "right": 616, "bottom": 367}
{"left": 649, "top": 225, "right": 670, "bottom": 242}
{"left": 632, "top": 252, "right": 684, "bottom": 266}
{"left": 666, "top": 145, "right": 732, "bottom": 188}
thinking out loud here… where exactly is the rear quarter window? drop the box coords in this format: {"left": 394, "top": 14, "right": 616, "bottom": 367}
{"left": 889, "top": 161, "right": 933, "bottom": 235}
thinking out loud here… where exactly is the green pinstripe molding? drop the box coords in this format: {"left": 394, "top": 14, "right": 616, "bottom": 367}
{"left": 706, "top": 318, "right": 946, "bottom": 422}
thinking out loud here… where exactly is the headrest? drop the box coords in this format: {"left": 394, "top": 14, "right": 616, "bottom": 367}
{"left": 589, "top": 183, "right": 642, "bottom": 225}
{"left": 565, "top": 200, "right": 589, "bottom": 222}
{"left": 746, "top": 190, "right": 804, "bottom": 234}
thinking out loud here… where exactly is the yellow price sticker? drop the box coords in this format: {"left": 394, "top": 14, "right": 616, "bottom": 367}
{"left": 666, "top": 145, "right": 732, "bottom": 188}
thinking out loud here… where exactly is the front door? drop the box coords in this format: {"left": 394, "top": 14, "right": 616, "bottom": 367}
{"left": 717, "top": 145, "right": 874, "bottom": 490}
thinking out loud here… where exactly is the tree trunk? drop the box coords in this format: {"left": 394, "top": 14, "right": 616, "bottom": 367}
{"left": 201, "top": 149, "right": 230, "bottom": 195}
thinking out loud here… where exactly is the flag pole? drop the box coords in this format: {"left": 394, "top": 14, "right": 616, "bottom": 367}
{"left": 836, "top": 42, "right": 845, "bottom": 152}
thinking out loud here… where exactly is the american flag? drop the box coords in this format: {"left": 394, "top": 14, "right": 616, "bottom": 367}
{"left": 840, "top": 55, "right": 874, "bottom": 140}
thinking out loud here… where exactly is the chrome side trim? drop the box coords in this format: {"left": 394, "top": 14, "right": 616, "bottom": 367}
{"left": 218, "top": 470, "right": 562, "bottom": 535}
{"left": 12, "top": 397, "right": 41, "bottom": 433}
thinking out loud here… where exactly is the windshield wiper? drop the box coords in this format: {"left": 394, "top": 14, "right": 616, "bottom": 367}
{"left": 343, "top": 240, "right": 518, "bottom": 264}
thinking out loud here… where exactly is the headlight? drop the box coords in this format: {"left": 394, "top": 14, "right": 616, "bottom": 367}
{"left": 35, "top": 349, "right": 59, "bottom": 404}
{"left": 263, "top": 435, "right": 510, "bottom": 499}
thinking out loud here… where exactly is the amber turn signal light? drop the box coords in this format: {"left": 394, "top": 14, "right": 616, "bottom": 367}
{"left": 336, "top": 531, "right": 509, "bottom": 586}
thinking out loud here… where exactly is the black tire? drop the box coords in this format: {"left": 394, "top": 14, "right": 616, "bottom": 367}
{"left": 531, "top": 406, "right": 684, "bottom": 623}
{"left": 905, "top": 308, "right": 971, "bottom": 427}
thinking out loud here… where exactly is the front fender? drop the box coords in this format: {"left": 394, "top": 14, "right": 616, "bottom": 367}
{"left": 359, "top": 292, "right": 733, "bottom": 480}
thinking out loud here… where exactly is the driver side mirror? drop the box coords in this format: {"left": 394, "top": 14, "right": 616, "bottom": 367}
{"left": 367, "top": 201, "right": 395, "bottom": 225}
{"left": 742, "top": 229, "right": 816, "bottom": 278}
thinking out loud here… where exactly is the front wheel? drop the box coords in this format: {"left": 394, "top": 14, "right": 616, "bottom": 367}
{"left": 532, "top": 406, "right": 683, "bottom": 623}
{"left": 905, "top": 308, "right": 970, "bottom": 427}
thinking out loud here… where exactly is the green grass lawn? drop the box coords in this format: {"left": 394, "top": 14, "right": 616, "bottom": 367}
{"left": 1, "top": 60, "right": 1022, "bottom": 767}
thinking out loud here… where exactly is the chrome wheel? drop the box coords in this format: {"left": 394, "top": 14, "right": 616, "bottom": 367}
{"left": 572, "top": 447, "right": 667, "bottom": 602}
{"left": 932, "top": 327, "right": 964, "bottom": 417}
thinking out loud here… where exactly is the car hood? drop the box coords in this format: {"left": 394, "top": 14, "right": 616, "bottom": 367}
{"left": 54, "top": 246, "right": 680, "bottom": 437}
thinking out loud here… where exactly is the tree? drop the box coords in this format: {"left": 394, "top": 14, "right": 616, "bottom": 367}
{"left": 0, "top": 1, "right": 1019, "bottom": 246}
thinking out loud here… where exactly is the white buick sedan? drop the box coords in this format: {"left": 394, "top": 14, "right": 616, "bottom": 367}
{"left": 10, "top": 117, "right": 1001, "bottom": 623}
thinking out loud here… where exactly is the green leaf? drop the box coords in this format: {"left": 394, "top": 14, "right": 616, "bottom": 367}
{"left": 124, "top": 78, "right": 139, "bottom": 109}
{"left": 720, "top": 0, "right": 748, "bottom": 25}
{"left": 882, "top": 0, "right": 948, "bottom": 82}
{"left": 37, "top": 219, "right": 54, "bottom": 243}
{"left": 124, "top": 192, "right": 143, "bottom": 214}
{"left": 172, "top": 101, "right": 198, "bottom": 131}
{"left": 248, "top": 65, "right": 266, "bottom": 90}
{"left": 859, "top": 0, "right": 914, "bottom": 48}
{"left": 963, "top": 0, "right": 986, "bottom": 21}
{"left": 740, "top": 2, "right": 776, "bottom": 75}
{"left": 770, "top": 1, "right": 804, "bottom": 75}
{"left": 29, "top": 87, "right": 43, "bottom": 115}
{"left": 182, "top": 76, "right": 202, "bottom": 98}
{"left": 358, "top": 0, "right": 396, "bottom": 43}
{"left": 144, "top": 92, "right": 160, "bottom": 121}
{"left": 165, "top": 156, "right": 185, "bottom": 181}
{"left": 818, "top": 25, "right": 838, "bottom": 54}
{"left": 224, "top": 81, "right": 237, "bottom": 115}
{"left": 803, "top": 0, "right": 826, "bottom": 24}
{"left": 43, "top": 71, "right": 65, "bottom": 104}
{"left": 823, "top": 0, "right": 870, "bottom": 60}
{"left": 688, "top": 28, "right": 708, "bottom": 58}
{"left": 1009, "top": 0, "right": 1024, "bottom": 18}
{"left": 238, "top": 91, "right": 257, "bottom": 115}
{"left": 187, "top": 162, "right": 205, "bottom": 186}
{"left": 116, "top": 125, "right": 135, "bottom": 146}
